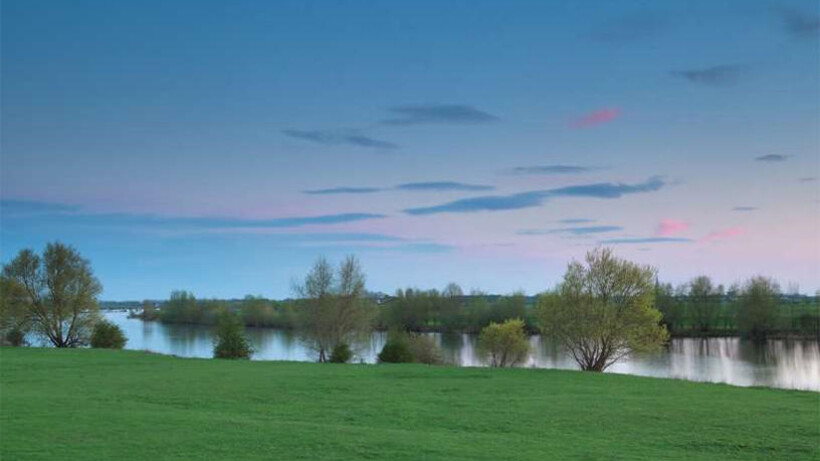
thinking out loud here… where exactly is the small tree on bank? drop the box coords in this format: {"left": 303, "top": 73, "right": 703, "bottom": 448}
{"left": 295, "top": 256, "right": 373, "bottom": 362}
{"left": 477, "top": 319, "right": 530, "bottom": 367}
{"left": 536, "top": 248, "right": 668, "bottom": 372}
{"left": 213, "top": 312, "right": 253, "bottom": 359}
{"left": 91, "top": 320, "right": 127, "bottom": 349}
{"left": 1, "top": 243, "right": 101, "bottom": 347}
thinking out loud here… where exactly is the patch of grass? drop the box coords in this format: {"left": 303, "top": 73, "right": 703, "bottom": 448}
{"left": 1, "top": 348, "right": 817, "bottom": 461}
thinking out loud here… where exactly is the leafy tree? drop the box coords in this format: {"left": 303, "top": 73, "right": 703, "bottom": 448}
{"left": 90, "top": 320, "right": 127, "bottom": 349}
{"left": 536, "top": 248, "right": 668, "bottom": 372}
{"left": 477, "top": 318, "right": 530, "bottom": 367}
{"left": 408, "top": 334, "right": 444, "bottom": 365}
{"left": 1, "top": 243, "right": 101, "bottom": 347}
{"left": 213, "top": 312, "right": 253, "bottom": 359}
{"left": 329, "top": 343, "right": 353, "bottom": 363}
{"left": 296, "top": 256, "right": 374, "bottom": 362}
{"left": 0, "top": 276, "right": 31, "bottom": 346}
{"left": 140, "top": 300, "right": 158, "bottom": 321}
{"left": 736, "top": 276, "right": 780, "bottom": 340}
{"left": 377, "top": 332, "right": 414, "bottom": 363}
{"left": 686, "top": 276, "right": 723, "bottom": 333}
{"left": 654, "top": 282, "right": 682, "bottom": 334}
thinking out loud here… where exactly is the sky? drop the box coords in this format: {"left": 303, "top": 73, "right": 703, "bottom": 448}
{"left": 1, "top": 0, "right": 818, "bottom": 299}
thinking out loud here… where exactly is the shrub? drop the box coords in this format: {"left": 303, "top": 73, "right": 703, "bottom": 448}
{"left": 478, "top": 318, "right": 530, "bottom": 367}
{"left": 90, "top": 320, "right": 127, "bottom": 349}
{"left": 377, "top": 333, "right": 414, "bottom": 363}
{"left": 329, "top": 342, "right": 353, "bottom": 363}
{"left": 408, "top": 334, "right": 444, "bottom": 365}
{"left": 4, "top": 327, "right": 27, "bottom": 347}
{"left": 213, "top": 312, "right": 252, "bottom": 359}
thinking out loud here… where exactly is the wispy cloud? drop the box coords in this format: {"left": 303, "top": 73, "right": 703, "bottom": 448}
{"left": 559, "top": 218, "right": 596, "bottom": 224}
{"left": 380, "top": 104, "right": 498, "bottom": 126}
{"left": 303, "top": 187, "right": 383, "bottom": 195}
{"left": 671, "top": 65, "right": 742, "bottom": 86}
{"left": 518, "top": 225, "right": 622, "bottom": 236}
{"left": 655, "top": 219, "right": 688, "bottom": 237}
{"left": 570, "top": 108, "right": 621, "bottom": 129}
{"left": 732, "top": 206, "right": 758, "bottom": 212}
{"left": 511, "top": 165, "right": 601, "bottom": 175}
{"left": 395, "top": 181, "right": 494, "bottom": 192}
{"left": 776, "top": 6, "right": 820, "bottom": 39}
{"left": 282, "top": 129, "right": 398, "bottom": 150}
{"left": 302, "top": 181, "right": 494, "bottom": 195}
{"left": 404, "top": 177, "right": 665, "bottom": 215}
{"left": 0, "top": 199, "right": 386, "bottom": 229}
{"left": 547, "top": 176, "right": 665, "bottom": 199}
{"left": 600, "top": 237, "right": 693, "bottom": 244}
{"left": 700, "top": 227, "right": 744, "bottom": 243}
{"left": 798, "top": 177, "right": 817, "bottom": 183}
{"left": 755, "top": 154, "right": 789, "bottom": 162}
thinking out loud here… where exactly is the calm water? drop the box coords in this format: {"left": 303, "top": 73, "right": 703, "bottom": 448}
{"left": 103, "top": 311, "right": 819, "bottom": 391}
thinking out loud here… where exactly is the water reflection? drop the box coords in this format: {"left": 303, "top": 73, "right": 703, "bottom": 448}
{"left": 104, "top": 311, "right": 819, "bottom": 391}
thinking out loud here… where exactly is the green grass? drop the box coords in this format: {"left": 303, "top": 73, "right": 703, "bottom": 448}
{"left": 1, "top": 348, "right": 817, "bottom": 461}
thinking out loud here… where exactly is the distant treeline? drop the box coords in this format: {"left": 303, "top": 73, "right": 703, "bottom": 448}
{"left": 129, "top": 279, "right": 819, "bottom": 338}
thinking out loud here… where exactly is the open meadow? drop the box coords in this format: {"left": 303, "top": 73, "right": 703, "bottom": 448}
{"left": 1, "top": 348, "right": 817, "bottom": 461}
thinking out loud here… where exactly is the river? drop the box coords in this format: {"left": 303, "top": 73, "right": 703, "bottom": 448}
{"left": 103, "top": 311, "right": 819, "bottom": 391}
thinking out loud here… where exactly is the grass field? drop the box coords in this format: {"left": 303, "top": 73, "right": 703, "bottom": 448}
{"left": 1, "top": 348, "right": 817, "bottom": 461}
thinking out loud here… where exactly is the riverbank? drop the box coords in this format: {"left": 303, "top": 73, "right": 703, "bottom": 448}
{"left": 2, "top": 348, "right": 817, "bottom": 461}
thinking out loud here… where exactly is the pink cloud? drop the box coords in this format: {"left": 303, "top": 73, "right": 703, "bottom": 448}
{"left": 656, "top": 219, "right": 689, "bottom": 237}
{"left": 700, "top": 227, "right": 745, "bottom": 243}
{"left": 571, "top": 107, "right": 621, "bottom": 129}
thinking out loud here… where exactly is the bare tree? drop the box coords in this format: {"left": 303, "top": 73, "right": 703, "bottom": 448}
{"left": 2, "top": 243, "right": 102, "bottom": 347}
{"left": 536, "top": 248, "right": 668, "bottom": 372}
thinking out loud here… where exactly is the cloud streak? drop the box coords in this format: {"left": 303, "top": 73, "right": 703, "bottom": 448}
{"left": 571, "top": 108, "right": 621, "bottom": 128}
{"left": 671, "top": 65, "right": 742, "bottom": 86}
{"left": 282, "top": 130, "right": 398, "bottom": 150}
{"left": 601, "top": 237, "right": 693, "bottom": 244}
{"left": 655, "top": 219, "right": 688, "bottom": 237}
{"left": 518, "top": 225, "right": 622, "bottom": 236}
{"left": 755, "top": 154, "right": 789, "bottom": 162}
{"left": 511, "top": 165, "right": 601, "bottom": 175}
{"left": 777, "top": 6, "right": 820, "bottom": 39}
{"left": 404, "top": 177, "right": 665, "bottom": 215}
{"left": 732, "top": 206, "right": 758, "bottom": 212}
{"left": 303, "top": 187, "right": 383, "bottom": 195}
{"left": 303, "top": 181, "right": 494, "bottom": 195}
{"left": 395, "top": 181, "right": 494, "bottom": 192}
{"left": 700, "top": 227, "right": 744, "bottom": 243}
{"left": 381, "top": 104, "right": 498, "bottom": 126}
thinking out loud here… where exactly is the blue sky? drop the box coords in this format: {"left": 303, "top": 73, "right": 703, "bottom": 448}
{"left": 2, "top": 0, "right": 818, "bottom": 299}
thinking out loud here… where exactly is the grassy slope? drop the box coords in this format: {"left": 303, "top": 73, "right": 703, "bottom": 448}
{"left": 1, "top": 348, "right": 817, "bottom": 461}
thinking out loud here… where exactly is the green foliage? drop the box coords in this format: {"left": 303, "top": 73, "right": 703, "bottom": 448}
{"left": 377, "top": 333, "right": 415, "bottom": 363}
{"left": 3, "top": 348, "right": 817, "bottom": 461}
{"left": 536, "top": 248, "right": 668, "bottom": 372}
{"left": 329, "top": 343, "right": 353, "bottom": 363}
{"left": 1, "top": 242, "right": 101, "bottom": 347}
{"left": 408, "top": 334, "right": 445, "bottom": 365}
{"left": 477, "top": 319, "right": 530, "bottom": 367}
{"left": 4, "top": 327, "right": 26, "bottom": 347}
{"left": 213, "top": 312, "right": 253, "bottom": 359}
{"left": 735, "top": 276, "right": 780, "bottom": 340}
{"left": 90, "top": 320, "right": 127, "bottom": 349}
{"left": 685, "top": 276, "right": 724, "bottom": 333}
{"left": 296, "top": 256, "right": 375, "bottom": 362}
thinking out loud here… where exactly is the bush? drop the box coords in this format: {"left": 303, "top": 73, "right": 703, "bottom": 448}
{"left": 377, "top": 334, "right": 414, "bottom": 363}
{"left": 329, "top": 343, "right": 353, "bottom": 363}
{"left": 408, "top": 334, "right": 444, "bottom": 365}
{"left": 213, "top": 312, "right": 253, "bottom": 359}
{"left": 478, "top": 318, "right": 530, "bottom": 367}
{"left": 90, "top": 320, "right": 127, "bottom": 349}
{"left": 4, "top": 327, "right": 27, "bottom": 347}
